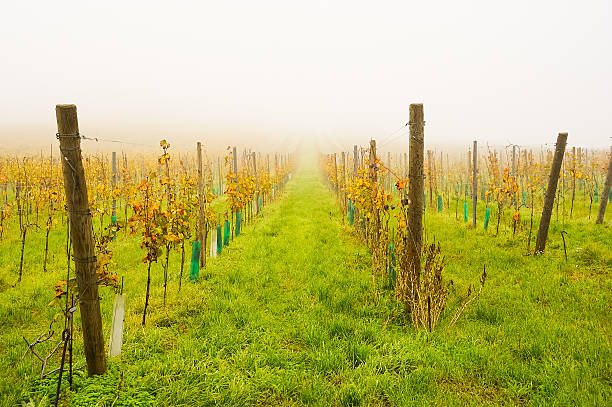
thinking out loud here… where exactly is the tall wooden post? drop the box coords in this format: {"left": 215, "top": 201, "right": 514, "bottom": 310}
{"left": 217, "top": 156, "right": 223, "bottom": 196}
{"left": 535, "top": 133, "right": 568, "bottom": 253}
{"left": 511, "top": 145, "right": 516, "bottom": 177}
{"left": 596, "top": 147, "right": 612, "bottom": 224}
{"left": 55, "top": 104, "right": 106, "bottom": 376}
{"left": 427, "top": 150, "right": 433, "bottom": 207}
{"left": 472, "top": 141, "right": 477, "bottom": 227}
{"left": 111, "top": 151, "right": 117, "bottom": 219}
{"left": 333, "top": 153, "right": 339, "bottom": 199}
{"left": 197, "top": 142, "right": 206, "bottom": 267}
{"left": 341, "top": 151, "right": 347, "bottom": 214}
{"left": 353, "top": 145, "right": 358, "bottom": 176}
{"left": 252, "top": 152, "right": 259, "bottom": 214}
{"left": 407, "top": 104, "right": 424, "bottom": 298}
{"left": 232, "top": 147, "right": 238, "bottom": 239}
{"left": 369, "top": 140, "right": 380, "bottom": 266}
{"left": 440, "top": 151, "right": 443, "bottom": 192}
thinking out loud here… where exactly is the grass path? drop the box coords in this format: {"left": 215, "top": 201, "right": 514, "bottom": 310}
{"left": 2, "top": 157, "right": 611, "bottom": 406}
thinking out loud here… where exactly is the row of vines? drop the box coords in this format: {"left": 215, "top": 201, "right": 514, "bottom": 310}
{"left": 321, "top": 133, "right": 611, "bottom": 332}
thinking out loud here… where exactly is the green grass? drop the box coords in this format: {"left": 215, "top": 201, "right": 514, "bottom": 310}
{"left": 1, "top": 157, "right": 611, "bottom": 406}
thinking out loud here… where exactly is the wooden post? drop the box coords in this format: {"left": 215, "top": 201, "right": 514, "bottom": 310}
{"left": 596, "top": 147, "right": 612, "bottom": 224}
{"left": 197, "top": 142, "right": 206, "bottom": 267}
{"left": 407, "top": 104, "right": 424, "bottom": 298}
{"left": 333, "top": 153, "right": 339, "bottom": 199}
{"left": 369, "top": 140, "right": 380, "bottom": 271}
{"left": 232, "top": 147, "right": 238, "bottom": 239}
{"left": 252, "top": 152, "right": 259, "bottom": 214}
{"left": 111, "top": 151, "right": 117, "bottom": 219}
{"left": 353, "top": 145, "right": 358, "bottom": 176}
{"left": 341, "top": 151, "right": 347, "bottom": 214}
{"left": 217, "top": 156, "right": 223, "bottom": 196}
{"left": 473, "top": 141, "right": 477, "bottom": 227}
{"left": 55, "top": 104, "right": 106, "bottom": 376}
{"left": 427, "top": 150, "right": 433, "bottom": 207}
{"left": 535, "top": 133, "right": 568, "bottom": 253}
{"left": 440, "top": 151, "right": 443, "bottom": 193}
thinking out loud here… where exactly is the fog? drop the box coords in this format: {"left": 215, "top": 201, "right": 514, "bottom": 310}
{"left": 1, "top": 0, "right": 610, "bottom": 154}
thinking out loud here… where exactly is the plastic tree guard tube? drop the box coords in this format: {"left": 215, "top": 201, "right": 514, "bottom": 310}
{"left": 235, "top": 212, "right": 242, "bottom": 236}
{"left": 223, "top": 220, "right": 230, "bottom": 246}
{"left": 190, "top": 241, "right": 200, "bottom": 281}
{"left": 484, "top": 207, "right": 491, "bottom": 230}
{"left": 217, "top": 225, "right": 222, "bottom": 254}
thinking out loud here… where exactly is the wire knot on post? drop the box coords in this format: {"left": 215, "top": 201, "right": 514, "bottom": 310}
{"left": 72, "top": 255, "right": 97, "bottom": 264}
{"left": 56, "top": 132, "right": 80, "bottom": 140}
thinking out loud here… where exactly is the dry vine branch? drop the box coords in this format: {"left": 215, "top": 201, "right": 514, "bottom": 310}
{"left": 448, "top": 265, "right": 487, "bottom": 327}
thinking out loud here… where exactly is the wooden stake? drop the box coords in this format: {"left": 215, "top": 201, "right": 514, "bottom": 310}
{"left": 535, "top": 133, "right": 567, "bottom": 253}
{"left": 111, "top": 151, "right": 117, "bottom": 219}
{"left": 596, "top": 147, "right": 612, "bottom": 224}
{"left": 197, "top": 142, "right": 206, "bottom": 267}
{"left": 333, "top": 153, "right": 339, "bottom": 200}
{"left": 473, "top": 141, "right": 477, "bottom": 227}
{"left": 407, "top": 104, "right": 424, "bottom": 299}
{"left": 341, "top": 151, "right": 347, "bottom": 214}
{"left": 55, "top": 104, "right": 106, "bottom": 376}
{"left": 252, "top": 151, "right": 259, "bottom": 214}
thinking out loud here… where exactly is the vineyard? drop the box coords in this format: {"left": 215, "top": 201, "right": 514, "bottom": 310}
{"left": 0, "top": 104, "right": 610, "bottom": 406}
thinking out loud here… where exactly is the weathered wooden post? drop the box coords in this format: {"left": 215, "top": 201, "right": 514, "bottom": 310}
{"left": 341, "top": 151, "right": 347, "bottom": 214}
{"left": 197, "top": 142, "right": 206, "bottom": 267}
{"left": 252, "top": 152, "right": 259, "bottom": 214}
{"left": 407, "top": 104, "right": 424, "bottom": 299}
{"left": 111, "top": 151, "right": 117, "bottom": 220}
{"left": 333, "top": 153, "right": 339, "bottom": 200}
{"left": 473, "top": 141, "right": 477, "bottom": 227}
{"left": 569, "top": 146, "right": 576, "bottom": 218}
{"left": 55, "top": 104, "right": 106, "bottom": 376}
{"left": 353, "top": 145, "right": 358, "bottom": 176}
{"left": 535, "top": 133, "right": 568, "bottom": 253}
{"left": 427, "top": 150, "right": 433, "bottom": 207}
{"left": 596, "top": 147, "right": 612, "bottom": 224}
{"left": 217, "top": 156, "right": 223, "bottom": 196}
{"left": 232, "top": 146, "right": 238, "bottom": 239}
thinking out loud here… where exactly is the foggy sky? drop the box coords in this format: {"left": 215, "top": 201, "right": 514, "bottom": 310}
{"left": 1, "top": 0, "right": 611, "bottom": 154}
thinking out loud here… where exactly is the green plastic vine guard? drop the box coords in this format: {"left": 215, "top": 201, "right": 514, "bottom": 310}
{"left": 463, "top": 202, "right": 468, "bottom": 222}
{"left": 437, "top": 196, "right": 443, "bottom": 212}
{"left": 223, "top": 220, "right": 230, "bottom": 246}
{"left": 111, "top": 215, "right": 117, "bottom": 240}
{"left": 522, "top": 191, "right": 527, "bottom": 205}
{"left": 189, "top": 241, "right": 200, "bottom": 281}
{"left": 258, "top": 196, "right": 262, "bottom": 210}
{"left": 235, "top": 212, "right": 242, "bottom": 236}
{"left": 216, "top": 225, "right": 222, "bottom": 254}
{"left": 481, "top": 185, "right": 486, "bottom": 200}
{"left": 347, "top": 199, "right": 354, "bottom": 225}
{"left": 484, "top": 207, "right": 491, "bottom": 230}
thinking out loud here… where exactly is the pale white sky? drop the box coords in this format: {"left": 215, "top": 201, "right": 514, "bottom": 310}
{"left": 1, "top": 0, "right": 610, "bottom": 153}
